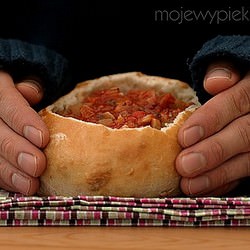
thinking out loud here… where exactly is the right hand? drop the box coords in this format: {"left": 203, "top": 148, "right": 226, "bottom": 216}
{"left": 176, "top": 61, "right": 250, "bottom": 196}
{"left": 0, "top": 71, "right": 49, "bottom": 195}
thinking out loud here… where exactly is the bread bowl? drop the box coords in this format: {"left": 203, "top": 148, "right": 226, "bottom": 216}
{"left": 38, "top": 72, "right": 200, "bottom": 197}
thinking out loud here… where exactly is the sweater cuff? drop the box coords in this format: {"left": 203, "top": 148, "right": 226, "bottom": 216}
{"left": 0, "top": 39, "right": 70, "bottom": 106}
{"left": 189, "top": 35, "right": 250, "bottom": 102}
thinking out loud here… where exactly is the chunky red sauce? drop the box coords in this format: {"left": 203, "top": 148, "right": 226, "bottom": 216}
{"left": 63, "top": 87, "right": 192, "bottom": 129}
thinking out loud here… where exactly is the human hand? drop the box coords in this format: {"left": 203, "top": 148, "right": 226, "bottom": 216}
{"left": 0, "top": 71, "right": 49, "bottom": 195}
{"left": 176, "top": 61, "right": 250, "bottom": 196}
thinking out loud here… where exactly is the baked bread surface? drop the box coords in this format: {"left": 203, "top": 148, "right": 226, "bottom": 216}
{"left": 38, "top": 72, "right": 200, "bottom": 197}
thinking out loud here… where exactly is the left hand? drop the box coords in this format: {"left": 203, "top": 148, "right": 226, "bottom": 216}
{"left": 0, "top": 73, "right": 49, "bottom": 195}
{"left": 176, "top": 61, "right": 250, "bottom": 196}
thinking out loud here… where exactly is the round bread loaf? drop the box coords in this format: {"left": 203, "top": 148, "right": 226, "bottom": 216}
{"left": 38, "top": 72, "right": 200, "bottom": 197}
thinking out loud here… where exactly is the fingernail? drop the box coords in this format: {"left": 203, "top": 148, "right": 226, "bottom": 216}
{"left": 12, "top": 173, "right": 30, "bottom": 195}
{"left": 18, "top": 82, "right": 40, "bottom": 94}
{"left": 183, "top": 126, "right": 204, "bottom": 147}
{"left": 206, "top": 68, "right": 231, "bottom": 80}
{"left": 23, "top": 126, "right": 43, "bottom": 148}
{"left": 180, "top": 152, "right": 207, "bottom": 176}
{"left": 18, "top": 152, "right": 38, "bottom": 176}
{"left": 188, "top": 176, "right": 210, "bottom": 195}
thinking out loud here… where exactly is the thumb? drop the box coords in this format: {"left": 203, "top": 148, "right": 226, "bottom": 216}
{"left": 15, "top": 80, "right": 44, "bottom": 106}
{"left": 204, "top": 61, "right": 241, "bottom": 95}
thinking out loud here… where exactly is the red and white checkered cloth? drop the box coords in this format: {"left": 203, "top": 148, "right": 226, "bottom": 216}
{"left": 0, "top": 189, "right": 250, "bottom": 226}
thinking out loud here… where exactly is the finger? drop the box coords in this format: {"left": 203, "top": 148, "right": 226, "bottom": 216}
{"left": 0, "top": 156, "right": 39, "bottom": 195}
{"left": 204, "top": 61, "right": 241, "bottom": 95}
{"left": 180, "top": 152, "right": 249, "bottom": 196}
{"left": 176, "top": 114, "right": 250, "bottom": 177}
{"left": 178, "top": 73, "right": 250, "bottom": 148}
{"left": 0, "top": 71, "right": 49, "bottom": 148}
{"left": 0, "top": 118, "right": 46, "bottom": 177}
{"left": 181, "top": 178, "right": 239, "bottom": 197}
{"left": 15, "top": 80, "right": 44, "bottom": 106}
{"left": 202, "top": 181, "right": 240, "bottom": 197}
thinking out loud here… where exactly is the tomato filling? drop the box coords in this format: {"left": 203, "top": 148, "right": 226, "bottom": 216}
{"left": 62, "top": 87, "right": 193, "bottom": 129}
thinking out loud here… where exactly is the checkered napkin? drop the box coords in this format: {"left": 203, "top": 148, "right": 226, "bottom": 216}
{"left": 0, "top": 189, "right": 250, "bottom": 227}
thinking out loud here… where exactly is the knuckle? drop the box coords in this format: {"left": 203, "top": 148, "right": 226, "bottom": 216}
{"left": 229, "top": 84, "right": 250, "bottom": 115}
{"left": 214, "top": 167, "right": 229, "bottom": 187}
{"left": 0, "top": 92, "right": 30, "bottom": 133}
{"left": 0, "top": 87, "right": 10, "bottom": 104}
{"left": 0, "top": 159, "right": 12, "bottom": 186}
{"left": 209, "top": 140, "right": 225, "bottom": 164}
{"left": 6, "top": 105, "right": 24, "bottom": 131}
{"left": 0, "top": 158, "right": 7, "bottom": 174}
{"left": 200, "top": 99, "right": 226, "bottom": 133}
{"left": 0, "top": 136, "right": 15, "bottom": 157}
{"left": 235, "top": 115, "right": 250, "bottom": 151}
{"left": 205, "top": 107, "right": 222, "bottom": 133}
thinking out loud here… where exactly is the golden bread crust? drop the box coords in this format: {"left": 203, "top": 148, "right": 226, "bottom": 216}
{"left": 38, "top": 72, "right": 200, "bottom": 197}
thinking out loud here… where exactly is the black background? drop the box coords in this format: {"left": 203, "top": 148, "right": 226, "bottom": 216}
{"left": 0, "top": 0, "right": 249, "bottom": 87}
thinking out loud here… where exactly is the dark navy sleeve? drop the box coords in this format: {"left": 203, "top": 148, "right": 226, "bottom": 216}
{"left": 0, "top": 38, "right": 71, "bottom": 107}
{"left": 189, "top": 35, "right": 250, "bottom": 103}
